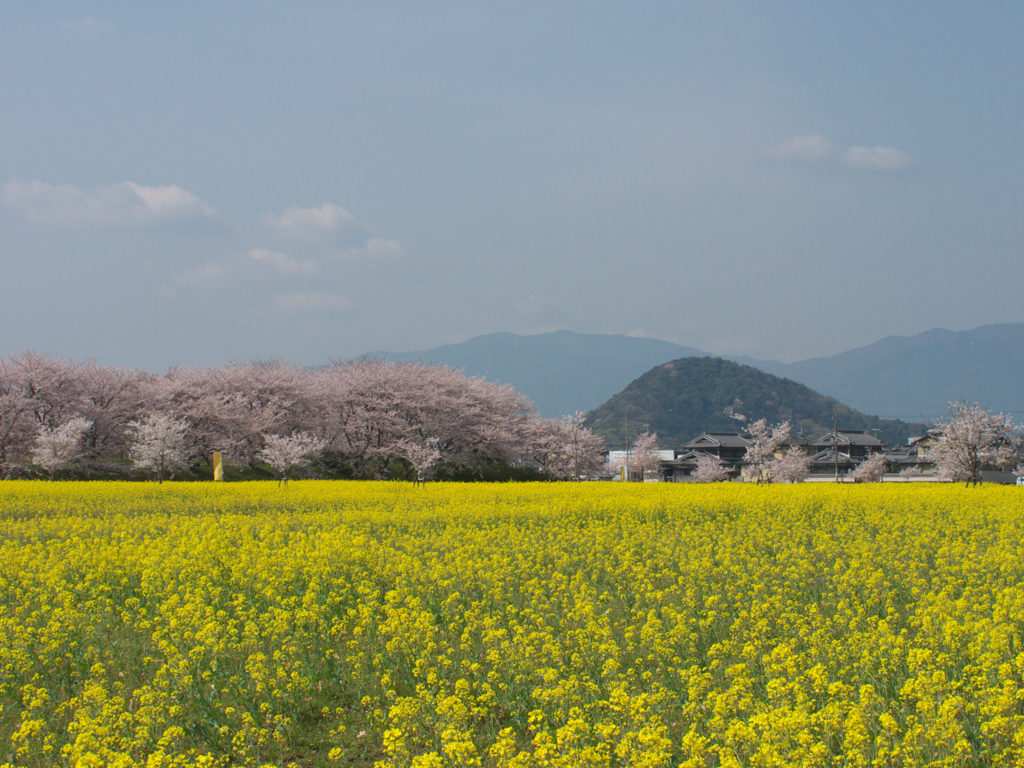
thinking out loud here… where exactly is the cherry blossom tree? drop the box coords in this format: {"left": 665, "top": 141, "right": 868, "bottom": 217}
{"left": 852, "top": 451, "right": 888, "bottom": 483}
{"left": 127, "top": 413, "right": 190, "bottom": 483}
{"left": 693, "top": 453, "right": 730, "bottom": 483}
{"left": 930, "top": 402, "right": 1019, "bottom": 486}
{"left": 631, "top": 431, "right": 662, "bottom": 481}
{"left": 898, "top": 466, "right": 922, "bottom": 482}
{"left": 744, "top": 418, "right": 791, "bottom": 482}
{"left": 258, "top": 431, "right": 326, "bottom": 486}
{"left": 8, "top": 352, "right": 83, "bottom": 431}
{"left": 31, "top": 416, "right": 92, "bottom": 479}
{"left": 398, "top": 437, "right": 443, "bottom": 484}
{"left": 148, "top": 364, "right": 310, "bottom": 468}
{"left": 553, "top": 412, "right": 605, "bottom": 480}
{"left": 312, "top": 360, "right": 538, "bottom": 479}
{"left": 525, "top": 414, "right": 606, "bottom": 480}
{"left": 394, "top": 364, "right": 534, "bottom": 473}
{"left": 76, "top": 362, "right": 146, "bottom": 464}
{"left": 769, "top": 447, "right": 811, "bottom": 484}
{"left": 225, "top": 362, "right": 314, "bottom": 464}
{"left": 0, "top": 359, "right": 32, "bottom": 476}
{"left": 314, "top": 360, "right": 444, "bottom": 477}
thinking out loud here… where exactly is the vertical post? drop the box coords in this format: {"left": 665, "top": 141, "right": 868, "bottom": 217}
{"left": 624, "top": 415, "right": 630, "bottom": 482}
{"left": 833, "top": 410, "right": 839, "bottom": 483}
{"left": 213, "top": 451, "right": 223, "bottom": 482}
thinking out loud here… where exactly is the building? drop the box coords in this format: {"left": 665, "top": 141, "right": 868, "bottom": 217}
{"left": 681, "top": 432, "right": 751, "bottom": 463}
{"left": 807, "top": 430, "right": 887, "bottom": 476}
{"left": 606, "top": 449, "right": 675, "bottom": 481}
{"left": 659, "top": 432, "right": 751, "bottom": 481}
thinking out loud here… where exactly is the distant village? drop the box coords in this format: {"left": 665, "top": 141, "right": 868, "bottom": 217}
{"left": 607, "top": 427, "right": 1021, "bottom": 484}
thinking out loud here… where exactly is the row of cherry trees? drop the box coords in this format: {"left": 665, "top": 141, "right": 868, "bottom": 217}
{"left": 0, "top": 353, "right": 605, "bottom": 480}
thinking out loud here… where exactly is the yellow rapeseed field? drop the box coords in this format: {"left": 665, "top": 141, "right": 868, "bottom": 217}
{"left": 2, "top": 481, "right": 1024, "bottom": 767}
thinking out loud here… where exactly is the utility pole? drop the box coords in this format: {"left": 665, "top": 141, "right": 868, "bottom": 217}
{"left": 833, "top": 410, "right": 839, "bottom": 483}
{"left": 624, "top": 414, "right": 630, "bottom": 482}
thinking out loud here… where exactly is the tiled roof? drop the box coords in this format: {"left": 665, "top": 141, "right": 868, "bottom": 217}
{"left": 682, "top": 432, "right": 751, "bottom": 449}
{"left": 808, "top": 448, "right": 859, "bottom": 465}
{"left": 812, "top": 430, "right": 886, "bottom": 447}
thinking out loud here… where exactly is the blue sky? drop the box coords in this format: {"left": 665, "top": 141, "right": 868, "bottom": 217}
{"left": 2, "top": 2, "right": 1022, "bottom": 369}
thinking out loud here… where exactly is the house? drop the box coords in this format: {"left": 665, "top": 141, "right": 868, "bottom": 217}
{"left": 884, "top": 434, "right": 935, "bottom": 475}
{"left": 811, "top": 430, "right": 886, "bottom": 458}
{"left": 807, "top": 447, "right": 862, "bottom": 476}
{"left": 904, "top": 431, "right": 940, "bottom": 471}
{"left": 658, "top": 451, "right": 700, "bottom": 482}
{"left": 808, "top": 430, "right": 887, "bottom": 476}
{"left": 681, "top": 432, "right": 751, "bottom": 462}
{"left": 659, "top": 433, "right": 751, "bottom": 481}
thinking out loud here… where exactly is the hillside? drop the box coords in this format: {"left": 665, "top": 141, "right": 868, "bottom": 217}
{"left": 585, "top": 356, "right": 926, "bottom": 449}
{"left": 381, "top": 330, "right": 705, "bottom": 417}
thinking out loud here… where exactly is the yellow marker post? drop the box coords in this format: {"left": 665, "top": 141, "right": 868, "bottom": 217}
{"left": 213, "top": 452, "right": 223, "bottom": 482}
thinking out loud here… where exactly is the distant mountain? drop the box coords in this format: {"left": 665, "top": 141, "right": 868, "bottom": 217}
{"left": 764, "top": 324, "right": 1024, "bottom": 421}
{"left": 585, "top": 356, "right": 926, "bottom": 449}
{"left": 370, "top": 323, "right": 1024, "bottom": 424}
{"left": 378, "top": 331, "right": 705, "bottom": 417}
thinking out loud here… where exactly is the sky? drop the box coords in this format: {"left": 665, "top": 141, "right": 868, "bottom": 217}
{"left": 2, "top": 2, "right": 1022, "bottom": 370}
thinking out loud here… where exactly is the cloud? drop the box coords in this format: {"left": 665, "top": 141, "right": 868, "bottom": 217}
{"left": 263, "top": 203, "right": 356, "bottom": 239}
{"left": 364, "top": 237, "right": 404, "bottom": 259}
{"left": 764, "top": 136, "right": 912, "bottom": 172}
{"left": 2, "top": 180, "right": 216, "bottom": 226}
{"left": 264, "top": 202, "right": 404, "bottom": 266}
{"left": 764, "top": 134, "right": 834, "bottom": 162}
{"left": 273, "top": 292, "right": 350, "bottom": 312}
{"left": 841, "top": 145, "right": 912, "bottom": 170}
{"left": 332, "top": 236, "right": 406, "bottom": 263}
{"left": 245, "top": 248, "right": 318, "bottom": 275}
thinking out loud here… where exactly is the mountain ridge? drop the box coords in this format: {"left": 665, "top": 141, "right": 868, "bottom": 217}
{"left": 365, "top": 323, "right": 1023, "bottom": 421}
{"left": 374, "top": 330, "right": 704, "bottom": 418}
{"left": 765, "top": 323, "right": 1024, "bottom": 420}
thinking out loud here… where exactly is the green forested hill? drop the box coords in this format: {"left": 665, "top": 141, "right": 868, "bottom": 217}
{"left": 585, "top": 356, "right": 926, "bottom": 449}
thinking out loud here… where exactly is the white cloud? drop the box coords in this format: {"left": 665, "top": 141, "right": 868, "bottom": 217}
{"left": 364, "top": 237, "right": 405, "bottom": 259}
{"left": 331, "top": 236, "right": 406, "bottom": 263}
{"left": 273, "top": 292, "right": 350, "bottom": 312}
{"left": 246, "top": 248, "right": 318, "bottom": 275}
{"left": 841, "top": 145, "right": 912, "bottom": 170}
{"left": 765, "top": 134, "right": 834, "bottom": 162}
{"left": 2, "top": 179, "right": 216, "bottom": 226}
{"left": 264, "top": 203, "right": 356, "bottom": 239}
{"left": 764, "top": 136, "right": 912, "bottom": 172}
{"left": 125, "top": 182, "right": 214, "bottom": 219}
